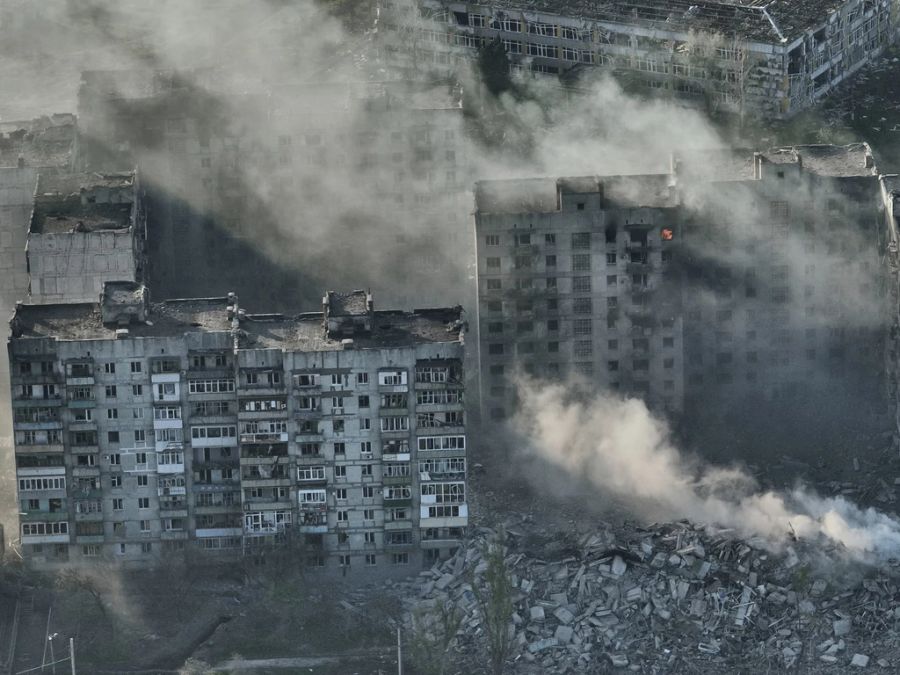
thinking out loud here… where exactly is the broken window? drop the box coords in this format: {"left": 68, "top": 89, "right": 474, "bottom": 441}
{"left": 572, "top": 232, "right": 591, "bottom": 249}
{"left": 572, "top": 254, "right": 591, "bottom": 271}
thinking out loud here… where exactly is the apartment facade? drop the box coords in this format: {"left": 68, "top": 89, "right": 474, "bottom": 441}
{"left": 475, "top": 144, "right": 889, "bottom": 424}
{"left": 8, "top": 285, "right": 467, "bottom": 572}
{"left": 380, "top": 0, "right": 898, "bottom": 118}
{"left": 474, "top": 176, "right": 684, "bottom": 419}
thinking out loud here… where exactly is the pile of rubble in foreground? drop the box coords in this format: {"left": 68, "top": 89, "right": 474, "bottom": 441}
{"left": 399, "top": 518, "right": 900, "bottom": 673}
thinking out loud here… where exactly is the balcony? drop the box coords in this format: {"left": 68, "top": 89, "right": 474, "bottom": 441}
{"left": 297, "top": 504, "right": 327, "bottom": 533}
{"left": 238, "top": 408, "right": 288, "bottom": 421}
{"left": 193, "top": 480, "right": 241, "bottom": 492}
{"left": 420, "top": 537, "right": 464, "bottom": 549}
{"left": 67, "top": 399, "right": 96, "bottom": 408}
{"left": 16, "top": 443, "right": 64, "bottom": 454}
{"left": 158, "top": 485, "right": 187, "bottom": 497}
{"left": 75, "top": 535, "right": 105, "bottom": 544}
{"left": 384, "top": 520, "right": 413, "bottom": 531}
{"left": 74, "top": 510, "right": 104, "bottom": 522}
{"left": 71, "top": 487, "right": 102, "bottom": 500}
{"left": 195, "top": 527, "right": 243, "bottom": 538}
{"left": 158, "top": 461, "right": 186, "bottom": 474}
{"left": 153, "top": 418, "right": 183, "bottom": 430}
{"left": 65, "top": 376, "right": 94, "bottom": 386}
{"left": 241, "top": 477, "right": 291, "bottom": 489}
{"left": 14, "top": 418, "right": 63, "bottom": 431}
{"left": 20, "top": 510, "right": 68, "bottom": 522}
{"left": 414, "top": 379, "right": 464, "bottom": 391}
{"left": 72, "top": 466, "right": 101, "bottom": 478}
{"left": 240, "top": 431, "right": 289, "bottom": 444}
{"left": 22, "top": 533, "right": 70, "bottom": 545}
{"left": 237, "top": 384, "right": 285, "bottom": 398}
{"left": 384, "top": 474, "right": 412, "bottom": 486}
{"left": 419, "top": 503, "right": 469, "bottom": 527}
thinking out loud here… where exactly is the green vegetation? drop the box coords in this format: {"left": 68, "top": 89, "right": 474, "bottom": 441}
{"left": 408, "top": 600, "right": 463, "bottom": 675}
{"left": 472, "top": 533, "right": 514, "bottom": 675}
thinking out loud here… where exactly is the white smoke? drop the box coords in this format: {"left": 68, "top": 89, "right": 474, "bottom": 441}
{"left": 515, "top": 380, "right": 900, "bottom": 562}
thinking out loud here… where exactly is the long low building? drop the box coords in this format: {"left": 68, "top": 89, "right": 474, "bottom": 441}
{"left": 380, "top": 0, "right": 898, "bottom": 118}
{"left": 7, "top": 284, "right": 467, "bottom": 573}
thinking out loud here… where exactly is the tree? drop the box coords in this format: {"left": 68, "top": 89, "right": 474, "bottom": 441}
{"left": 408, "top": 600, "right": 464, "bottom": 675}
{"left": 472, "top": 532, "right": 514, "bottom": 675}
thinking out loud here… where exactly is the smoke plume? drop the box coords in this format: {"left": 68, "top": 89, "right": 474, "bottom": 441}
{"left": 515, "top": 379, "right": 900, "bottom": 562}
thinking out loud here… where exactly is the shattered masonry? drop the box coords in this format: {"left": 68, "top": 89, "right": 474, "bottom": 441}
{"left": 400, "top": 519, "right": 899, "bottom": 672}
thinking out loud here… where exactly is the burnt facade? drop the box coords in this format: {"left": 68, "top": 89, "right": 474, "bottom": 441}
{"left": 475, "top": 144, "right": 890, "bottom": 431}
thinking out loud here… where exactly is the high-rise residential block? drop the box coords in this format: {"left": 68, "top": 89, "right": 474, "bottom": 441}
{"left": 8, "top": 284, "right": 467, "bottom": 572}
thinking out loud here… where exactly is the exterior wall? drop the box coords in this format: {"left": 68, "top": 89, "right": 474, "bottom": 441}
{"left": 474, "top": 187, "right": 683, "bottom": 420}
{"left": 881, "top": 176, "right": 900, "bottom": 440}
{"left": 8, "top": 321, "right": 467, "bottom": 574}
{"left": 28, "top": 229, "right": 139, "bottom": 304}
{"left": 680, "top": 169, "right": 887, "bottom": 415}
{"left": 474, "top": 158, "right": 888, "bottom": 429}
{"left": 380, "top": 0, "right": 897, "bottom": 119}
{"left": 27, "top": 177, "right": 145, "bottom": 305}
{"left": 280, "top": 342, "right": 467, "bottom": 572}
{"left": 0, "top": 167, "right": 38, "bottom": 550}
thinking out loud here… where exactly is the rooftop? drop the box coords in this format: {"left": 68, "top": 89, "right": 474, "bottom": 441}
{"left": 239, "top": 308, "right": 465, "bottom": 351}
{"left": 481, "top": 0, "right": 849, "bottom": 44}
{"left": 10, "top": 297, "right": 232, "bottom": 342}
{"left": 10, "top": 297, "right": 465, "bottom": 350}
{"left": 477, "top": 144, "right": 878, "bottom": 212}
{"left": 475, "top": 174, "right": 676, "bottom": 213}
{"left": 675, "top": 143, "right": 878, "bottom": 180}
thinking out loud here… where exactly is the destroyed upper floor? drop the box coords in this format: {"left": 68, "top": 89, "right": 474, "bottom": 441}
{"left": 29, "top": 170, "right": 138, "bottom": 235}
{"left": 430, "top": 0, "right": 887, "bottom": 45}
{"left": 474, "top": 144, "right": 879, "bottom": 214}
{"left": 9, "top": 284, "right": 466, "bottom": 351}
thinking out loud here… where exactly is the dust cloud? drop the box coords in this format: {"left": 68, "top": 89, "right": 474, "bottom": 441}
{"left": 515, "top": 379, "right": 900, "bottom": 562}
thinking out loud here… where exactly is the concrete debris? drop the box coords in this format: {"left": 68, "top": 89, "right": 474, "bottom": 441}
{"left": 851, "top": 653, "right": 870, "bottom": 668}
{"left": 834, "top": 618, "right": 853, "bottom": 637}
{"left": 399, "top": 518, "right": 900, "bottom": 673}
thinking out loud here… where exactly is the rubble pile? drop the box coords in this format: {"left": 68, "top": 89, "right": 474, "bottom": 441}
{"left": 401, "top": 519, "right": 900, "bottom": 673}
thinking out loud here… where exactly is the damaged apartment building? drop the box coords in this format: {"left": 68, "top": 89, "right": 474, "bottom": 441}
{"left": 26, "top": 170, "right": 146, "bottom": 304}
{"left": 7, "top": 284, "right": 467, "bottom": 572}
{"left": 380, "top": 0, "right": 898, "bottom": 118}
{"left": 76, "top": 70, "right": 472, "bottom": 311}
{"left": 475, "top": 144, "right": 890, "bottom": 428}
